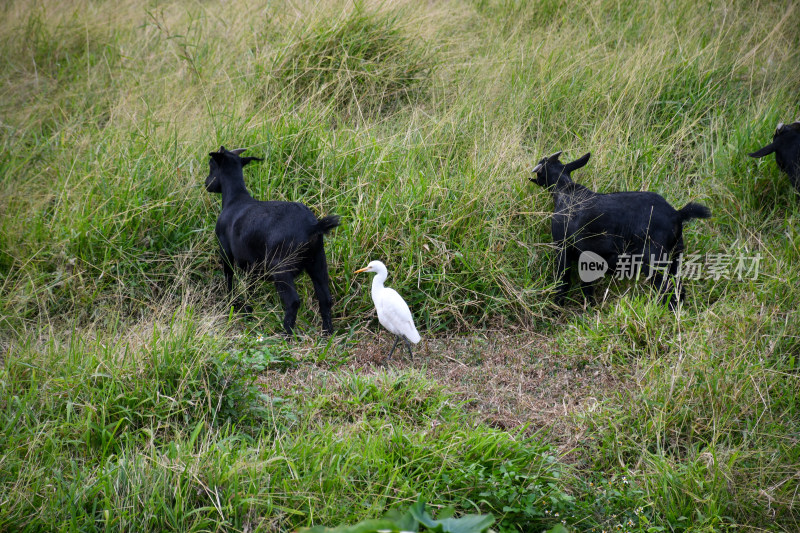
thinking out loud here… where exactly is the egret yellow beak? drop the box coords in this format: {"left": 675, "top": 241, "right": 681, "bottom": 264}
{"left": 354, "top": 266, "right": 370, "bottom": 273}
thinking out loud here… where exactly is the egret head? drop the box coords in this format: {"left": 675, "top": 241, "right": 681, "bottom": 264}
{"left": 354, "top": 260, "right": 387, "bottom": 274}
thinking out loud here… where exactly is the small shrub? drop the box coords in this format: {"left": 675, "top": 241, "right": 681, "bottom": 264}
{"left": 272, "top": 6, "right": 435, "bottom": 118}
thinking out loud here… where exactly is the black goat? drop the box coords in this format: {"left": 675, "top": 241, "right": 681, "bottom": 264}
{"left": 749, "top": 121, "right": 800, "bottom": 193}
{"left": 205, "top": 146, "right": 340, "bottom": 334}
{"left": 529, "top": 151, "right": 711, "bottom": 307}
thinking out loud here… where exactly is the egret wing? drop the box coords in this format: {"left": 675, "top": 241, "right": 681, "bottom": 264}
{"left": 376, "top": 288, "right": 419, "bottom": 341}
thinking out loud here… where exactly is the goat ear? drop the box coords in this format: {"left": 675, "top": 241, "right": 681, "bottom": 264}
{"left": 748, "top": 143, "right": 776, "bottom": 158}
{"left": 241, "top": 156, "right": 263, "bottom": 166}
{"left": 564, "top": 152, "right": 591, "bottom": 173}
{"left": 209, "top": 150, "right": 225, "bottom": 161}
{"left": 231, "top": 148, "right": 247, "bottom": 156}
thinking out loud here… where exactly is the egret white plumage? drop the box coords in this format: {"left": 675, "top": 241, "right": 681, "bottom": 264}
{"left": 354, "top": 260, "right": 421, "bottom": 361}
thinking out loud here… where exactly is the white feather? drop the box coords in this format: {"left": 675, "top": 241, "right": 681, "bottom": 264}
{"left": 356, "top": 260, "right": 420, "bottom": 344}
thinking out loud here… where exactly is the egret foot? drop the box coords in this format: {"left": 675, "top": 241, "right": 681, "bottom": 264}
{"left": 383, "top": 335, "right": 414, "bottom": 363}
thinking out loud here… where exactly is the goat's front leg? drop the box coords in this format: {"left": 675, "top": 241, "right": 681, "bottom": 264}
{"left": 653, "top": 272, "right": 680, "bottom": 310}
{"left": 224, "top": 263, "right": 234, "bottom": 295}
{"left": 219, "top": 247, "right": 235, "bottom": 295}
{"left": 274, "top": 274, "right": 301, "bottom": 335}
{"left": 580, "top": 279, "right": 596, "bottom": 304}
{"left": 554, "top": 248, "right": 571, "bottom": 305}
{"left": 221, "top": 250, "right": 252, "bottom": 313}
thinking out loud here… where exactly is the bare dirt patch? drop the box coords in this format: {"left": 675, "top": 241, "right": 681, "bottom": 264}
{"left": 257, "top": 328, "right": 622, "bottom": 450}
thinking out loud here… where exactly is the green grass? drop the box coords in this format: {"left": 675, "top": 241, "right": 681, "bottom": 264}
{"left": 1, "top": 0, "right": 799, "bottom": 531}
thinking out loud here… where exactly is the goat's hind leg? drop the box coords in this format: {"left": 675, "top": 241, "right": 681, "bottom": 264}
{"left": 306, "top": 245, "right": 335, "bottom": 334}
{"left": 664, "top": 241, "right": 687, "bottom": 310}
{"left": 273, "top": 273, "right": 301, "bottom": 336}
{"left": 647, "top": 244, "right": 680, "bottom": 309}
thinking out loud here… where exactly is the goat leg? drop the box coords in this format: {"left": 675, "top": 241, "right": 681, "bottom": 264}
{"left": 307, "top": 248, "right": 335, "bottom": 334}
{"left": 580, "top": 280, "right": 596, "bottom": 304}
{"left": 554, "top": 250, "right": 571, "bottom": 305}
{"left": 274, "top": 274, "right": 300, "bottom": 336}
{"left": 221, "top": 254, "right": 253, "bottom": 314}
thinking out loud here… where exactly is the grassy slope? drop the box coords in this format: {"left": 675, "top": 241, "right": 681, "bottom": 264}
{"left": 0, "top": 0, "right": 798, "bottom": 531}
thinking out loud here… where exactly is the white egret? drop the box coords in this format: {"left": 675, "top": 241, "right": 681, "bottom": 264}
{"left": 354, "top": 260, "right": 421, "bottom": 361}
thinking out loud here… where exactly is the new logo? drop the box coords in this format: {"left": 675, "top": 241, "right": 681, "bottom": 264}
{"left": 578, "top": 251, "right": 608, "bottom": 282}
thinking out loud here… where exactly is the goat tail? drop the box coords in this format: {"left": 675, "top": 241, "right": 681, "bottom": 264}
{"left": 313, "top": 214, "right": 341, "bottom": 236}
{"left": 678, "top": 202, "right": 711, "bottom": 222}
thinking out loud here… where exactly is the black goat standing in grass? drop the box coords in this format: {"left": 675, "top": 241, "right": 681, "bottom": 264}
{"left": 529, "top": 151, "right": 711, "bottom": 308}
{"left": 205, "top": 146, "right": 340, "bottom": 335}
{"left": 748, "top": 121, "right": 800, "bottom": 194}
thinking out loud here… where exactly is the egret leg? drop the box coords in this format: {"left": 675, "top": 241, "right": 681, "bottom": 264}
{"left": 384, "top": 335, "right": 402, "bottom": 362}
{"left": 404, "top": 338, "right": 414, "bottom": 358}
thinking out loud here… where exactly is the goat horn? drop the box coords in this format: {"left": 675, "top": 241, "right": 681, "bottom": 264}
{"left": 231, "top": 148, "right": 247, "bottom": 155}
{"left": 776, "top": 122, "right": 785, "bottom": 132}
{"left": 548, "top": 151, "right": 562, "bottom": 161}
{"left": 532, "top": 163, "right": 543, "bottom": 173}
